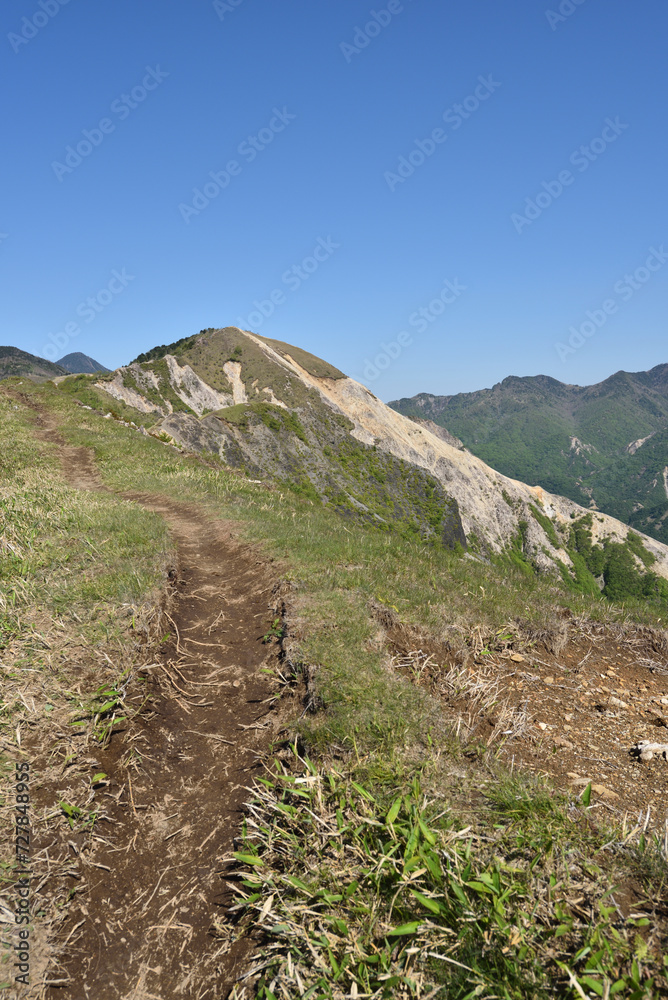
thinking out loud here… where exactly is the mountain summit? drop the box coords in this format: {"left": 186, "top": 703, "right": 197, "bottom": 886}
{"left": 65, "top": 326, "right": 668, "bottom": 602}
{"left": 57, "top": 352, "right": 110, "bottom": 374}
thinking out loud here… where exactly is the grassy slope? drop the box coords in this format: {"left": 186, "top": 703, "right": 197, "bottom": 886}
{"left": 128, "top": 325, "right": 347, "bottom": 384}
{"left": 23, "top": 379, "right": 668, "bottom": 726}
{"left": 83, "top": 328, "right": 471, "bottom": 551}
{"left": 251, "top": 333, "right": 347, "bottom": 379}
{"left": 170, "top": 326, "right": 322, "bottom": 408}
{"left": 63, "top": 336, "right": 668, "bottom": 604}
{"left": 3, "top": 380, "right": 667, "bottom": 997}
{"left": 0, "top": 386, "right": 171, "bottom": 989}
{"left": 0, "top": 389, "right": 169, "bottom": 660}
{"left": 31, "top": 380, "right": 668, "bottom": 726}
{"left": 57, "top": 373, "right": 161, "bottom": 426}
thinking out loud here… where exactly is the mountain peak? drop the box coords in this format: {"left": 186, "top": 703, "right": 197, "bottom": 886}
{"left": 57, "top": 352, "right": 111, "bottom": 374}
{"left": 64, "top": 330, "right": 668, "bottom": 594}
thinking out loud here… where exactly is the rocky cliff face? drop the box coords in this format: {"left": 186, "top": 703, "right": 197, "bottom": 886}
{"left": 92, "top": 327, "right": 668, "bottom": 586}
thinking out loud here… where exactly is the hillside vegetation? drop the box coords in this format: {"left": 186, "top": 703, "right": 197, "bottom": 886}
{"left": 2, "top": 336, "right": 668, "bottom": 997}
{"left": 0, "top": 382, "right": 668, "bottom": 1000}
{"left": 390, "top": 365, "right": 668, "bottom": 545}
{"left": 0, "top": 346, "right": 67, "bottom": 382}
{"left": 53, "top": 328, "right": 668, "bottom": 610}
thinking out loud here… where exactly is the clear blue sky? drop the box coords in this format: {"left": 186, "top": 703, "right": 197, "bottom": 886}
{"left": 1, "top": 0, "right": 666, "bottom": 400}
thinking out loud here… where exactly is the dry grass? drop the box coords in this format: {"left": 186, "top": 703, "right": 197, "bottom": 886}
{"left": 2, "top": 381, "right": 668, "bottom": 996}
{"left": 0, "top": 392, "right": 172, "bottom": 996}
{"left": 226, "top": 757, "right": 668, "bottom": 999}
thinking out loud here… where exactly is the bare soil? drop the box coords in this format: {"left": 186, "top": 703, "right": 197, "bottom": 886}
{"left": 491, "top": 633, "right": 668, "bottom": 825}
{"left": 390, "top": 617, "right": 668, "bottom": 831}
{"left": 21, "top": 408, "right": 284, "bottom": 998}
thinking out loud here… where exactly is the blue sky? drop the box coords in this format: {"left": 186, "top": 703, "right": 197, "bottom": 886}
{"left": 1, "top": 0, "right": 666, "bottom": 400}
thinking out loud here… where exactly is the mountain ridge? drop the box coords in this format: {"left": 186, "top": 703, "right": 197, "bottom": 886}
{"left": 390, "top": 364, "right": 668, "bottom": 544}
{"left": 48, "top": 327, "right": 668, "bottom": 608}
{"left": 0, "top": 346, "right": 67, "bottom": 381}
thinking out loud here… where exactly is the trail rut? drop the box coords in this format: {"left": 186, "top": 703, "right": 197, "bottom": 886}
{"left": 27, "top": 410, "right": 281, "bottom": 999}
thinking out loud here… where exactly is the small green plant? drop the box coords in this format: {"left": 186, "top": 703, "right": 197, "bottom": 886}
{"left": 262, "top": 617, "right": 284, "bottom": 644}
{"left": 58, "top": 800, "right": 98, "bottom": 830}
{"left": 151, "top": 430, "right": 173, "bottom": 444}
{"left": 69, "top": 674, "right": 130, "bottom": 744}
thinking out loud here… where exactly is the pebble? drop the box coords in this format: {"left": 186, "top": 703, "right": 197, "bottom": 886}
{"left": 633, "top": 740, "right": 668, "bottom": 762}
{"left": 553, "top": 735, "right": 574, "bottom": 749}
{"left": 568, "top": 776, "right": 618, "bottom": 799}
{"left": 591, "top": 783, "right": 619, "bottom": 800}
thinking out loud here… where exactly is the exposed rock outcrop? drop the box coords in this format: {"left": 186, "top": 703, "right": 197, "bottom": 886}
{"left": 90, "top": 327, "right": 668, "bottom": 582}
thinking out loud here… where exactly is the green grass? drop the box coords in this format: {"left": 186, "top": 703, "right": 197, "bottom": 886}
{"left": 137, "top": 356, "right": 196, "bottom": 413}
{"left": 228, "top": 760, "right": 668, "bottom": 999}
{"left": 625, "top": 531, "right": 657, "bottom": 569}
{"left": 252, "top": 333, "right": 347, "bottom": 379}
{"left": 176, "top": 326, "right": 325, "bottom": 409}
{"left": 216, "top": 400, "right": 308, "bottom": 442}
{"left": 57, "top": 373, "right": 159, "bottom": 427}
{"left": 0, "top": 385, "right": 174, "bottom": 975}
{"left": 19, "top": 379, "right": 665, "bottom": 754}
{"left": 530, "top": 503, "right": 562, "bottom": 550}
{"left": 0, "top": 393, "right": 170, "bottom": 653}
{"left": 4, "top": 381, "right": 668, "bottom": 997}
{"left": 0, "top": 387, "right": 171, "bottom": 762}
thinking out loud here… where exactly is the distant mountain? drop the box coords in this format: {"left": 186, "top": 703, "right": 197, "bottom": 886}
{"left": 389, "top": 365, "right": 668, "bottom": 544}
{"left": 0, "top": 346, "right": 67, "bottom": 381}
{"left": 58, "top": 326, "right": 668, "bottom": 604}
{"left": 57, "top": 352, "right": 110, "bottom": 374}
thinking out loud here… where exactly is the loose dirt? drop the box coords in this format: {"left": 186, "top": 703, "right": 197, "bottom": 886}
{"left": 390, "top": 617, "right": 668, "bottom": 831}
{"left": 21, "top": 406, "right": 283, "bottom": 999}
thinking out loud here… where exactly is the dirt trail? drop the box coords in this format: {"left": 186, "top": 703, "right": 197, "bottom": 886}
{"left": 27, "top": 409, "right": 280, "bottom": 999}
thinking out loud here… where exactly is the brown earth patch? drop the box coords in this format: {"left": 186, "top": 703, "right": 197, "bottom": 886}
{"left": 9, "top": 401, "right": 288, "bottom": 998}
{"left": 388, "top": 617, "right": 668, "bottom": 831}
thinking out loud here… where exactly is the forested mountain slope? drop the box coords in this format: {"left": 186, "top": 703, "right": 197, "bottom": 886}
{"left": 390, "top": 365, "right": 668, "bottom": 544}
